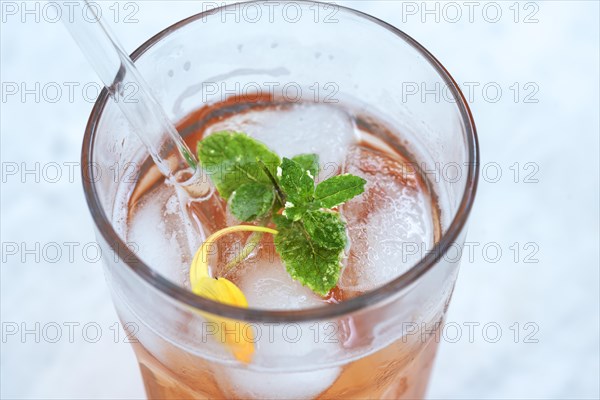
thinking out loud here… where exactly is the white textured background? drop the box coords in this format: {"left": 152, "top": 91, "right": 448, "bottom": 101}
{"left": 1, "top": 1, "right": 599, "bottom": 399}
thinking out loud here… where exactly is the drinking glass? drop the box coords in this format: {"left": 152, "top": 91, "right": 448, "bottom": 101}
{"left": 82, "top": 2, "right": 478, "bottom": 398}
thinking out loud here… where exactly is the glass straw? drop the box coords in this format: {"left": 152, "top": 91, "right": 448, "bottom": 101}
{"left": 60, "top": 0, "right": 206, "bottom": 194}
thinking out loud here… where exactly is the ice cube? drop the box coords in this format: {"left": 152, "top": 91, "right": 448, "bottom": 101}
{"left": 205, "top": 103, "right": 358, "bottom": 181}
{"left": 127, "top": 183, "right": 199, "bottom": 285}
{"left": 340, "top": 145, "right": 434, "bottom": 295}
{"left": 218, "top": 254, "right": 341, "bottom": 399}
{"left": 236, "top": 251, "right": 326, "bottom": 310}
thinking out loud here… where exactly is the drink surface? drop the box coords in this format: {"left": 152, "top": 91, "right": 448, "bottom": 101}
{"left": 125, "top": 98, "right": 440, "bottom": 304}
{"left": 119, "top": 97, "right": 443, "bottom": 399}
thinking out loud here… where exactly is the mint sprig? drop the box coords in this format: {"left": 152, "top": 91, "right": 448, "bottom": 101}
{"left": 197, "top": 131, "right": 366, "bottom": 296}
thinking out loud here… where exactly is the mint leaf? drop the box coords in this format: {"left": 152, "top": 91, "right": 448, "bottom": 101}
{"left": 230, "top": 183, "right": 274, "bottom": 222}
{"left": 197, "top": 131, "right": 280, "bottom": 199}
{"left": 315, "top": 174, "right": 367, "bottom": 208}
{"left": 303, "top": 210, "right": 347, "bottom": 250}
{"left": 196, "top": 131, "right": 368, "bottom": 297}
{"left": 282, "top": 203, "right": 308, "bottom": 222}
{"left": 273, "top": 216, "right": 342, "bottom": 295}
{"left": 291, "top": 154, "right": 319, "bottom": 179}
{"left": 279, "top": 158, "right": 315, "bottom": 220}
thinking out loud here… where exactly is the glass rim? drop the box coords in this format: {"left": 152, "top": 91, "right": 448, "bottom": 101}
{"left": 82, "top": 0, "right": 479, "bottom": 323}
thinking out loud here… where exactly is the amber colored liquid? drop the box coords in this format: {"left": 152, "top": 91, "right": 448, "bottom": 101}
{"left": 132, "top": 323, "right": 441, "bottom": 399}
{"left": 125, "top": 95, "right": 443, "bottom": 399}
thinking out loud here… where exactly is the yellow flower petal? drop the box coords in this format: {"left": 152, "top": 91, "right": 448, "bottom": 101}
{"left": 192, "top": 277, "right": 254, "bottom": 363}
{"left": 189, "top": 225, "right": 278, "bottom": 363}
